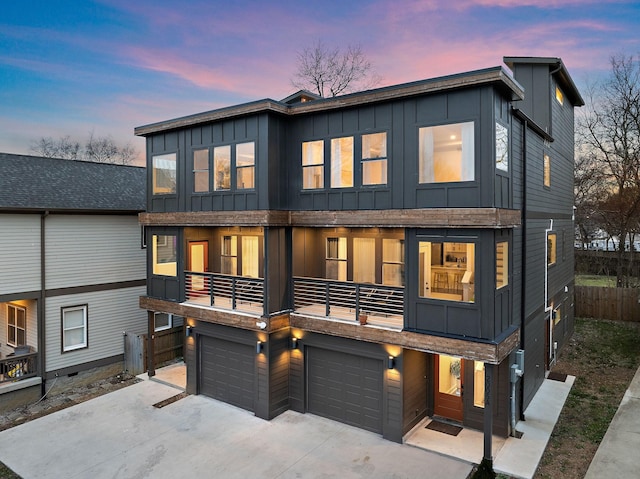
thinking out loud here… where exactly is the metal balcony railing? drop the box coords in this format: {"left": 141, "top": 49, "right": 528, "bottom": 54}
{"left": 293, "top": 277, "right": 404, "bottom": 329}
{"left": 185, "top": 272, "right": 264, "bottom": 314}
{"left": 0, "top": 352, "right": 38, "bottom": 384}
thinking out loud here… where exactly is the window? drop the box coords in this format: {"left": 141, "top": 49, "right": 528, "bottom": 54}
{"left": 302, "top": 140, "right": 324, "bottom": 189}
{"left": 473, "top": 361, "right": 485, "bottom": 408}
{"left": 496, "top": 242, "right": 508, "bottom": 289}
{"left": 418, "top": 241, "right": 475, "bottom": 302}
{"left": 553, "top": 305, "right": 562, "bottom": 325}
{"left": 547, "top": 233, "right": 557, "bottom": 266}
{"left": 214, "top": 145, "right": 231, "bottom": 191}
{"left": 236, "top": 142, "right": 255, "bottom": 189}
{"left": 221, "top": 235, "right": 238, "bottom": 275}
{"left": 241, "top": 236, "right": 260, "bottom": 278}
{"left": 154, "top": 312, "right": 172, "bottom": 332}
{"left": 543, "top": 154, "right": 550, "bottom": 187}
{"left": 354, "top": 237, "right": 376, "bottom": 283}
{"left": 326, "top": 237, "right": 347, "bottom": 281}
{"left": 419, "top": 122, "right": 474, "bottom": 183}
{"left": 62, "top": 305, "right": 87, "bottom": 352}
{"left": 496, "top": 122, "right": 508, "bottom": 172}
{"left": 555, "top": 86, "right": 564, "bottom": 105}
{"left": 193, "top": 149, "right": 209, "bottom": 193}
{"left": 152, "top": 153, "right": 177, "bottom": 194}
{"left": 382, "top": 239, "right": 404, "bottom": 286}
{"left": 331, "top": 137, "right": 353, "bottom": 188}
{"left": 362, "top": 132, "right": 387, "bottom": 185}
{"left": 153, "top": 234, "right": 177, "bottom": 276}
{"left": 7, "top": 304, "right": 26, "bottom": 347}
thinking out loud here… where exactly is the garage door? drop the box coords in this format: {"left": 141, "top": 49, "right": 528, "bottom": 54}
{"left": 307, "top": 347, "right": 383, "bottom": 433}
{"left": 199, "top": 336, "right": 255, "bottom": 412}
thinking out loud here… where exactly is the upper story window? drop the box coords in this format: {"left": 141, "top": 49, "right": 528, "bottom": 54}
{"left": 153, "top": 234, "right": 177, "bottom": 277}
{"left": 362, "top": 132, "right": 387, "bottom": 185}
{"left": 418, "top": 241, "right": 475, "bottom": 303}
{"left": 496, "top": 241, "right": 508, "bottom": 289}
{"left": 236, "top": 142, "right": 255, "bottom": 189}
{"left": 7, "top": 304, "right": 26, "bottom": 347}
{"left": 214, "top": 145, "right": 231, "bottom": 191}
{"left": 193, "top": 149, "right": 209, "bottom": 193}
{"left": 547, "top": 233, "right": 557, "bottom": 266}
{"left": 496, "top": 123, "right": 509, "bottom": 172}
{"left": 153, "top": 153, "right": 177, "bottom": 195}
{"left": 555, "top": 86, "right": 564, "bottom": 105}
{"left": 331, "top": 137, "right": 353, "bottom": 188}
{"left": 419, "top": 122, "right": 474, "bottom": 183}
{"left": 302, "top": 140, "right": 324, "bottom": 189}
{"left": 326, "top": 237, "right": 347, "bottom": 281}
{"left": 543, "top": 154, "right": 551, "bottom": 187}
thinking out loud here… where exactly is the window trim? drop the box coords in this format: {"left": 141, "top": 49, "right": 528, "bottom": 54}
{"left": 496, "top": 241, "right": 509, "bottom": 289}
{"left": 361, "top": 131, "right": 388, "bottom": 186}
{"left": 7, "top": 303, "right": 26, "bottom": 348}
{"left": 330, "top": 136, "right": 354, "bottom": 188}
{"left": 418, "top": 121, "right": 476, "bottom": 184}
{"left": 547, "top": 232, "right": 557, "bottom": 266}
{"left": 418, "top": 239, "right": 476, "bottom": 303}
{"left": 154, "top": 312, "right": 173, "bottom": 332}
{"left": 235, "top": 141, "right": 256, "bottom": 190}
{"left": 302, "top": 139, "right": 325, "bottom": 190}
{"left": 152, "top": 234, "right": 178, "bottom": 277}
{"left": 495, "top": 122, "right": 509, "bottom": 173}
{"left": 192, "top": 147, "right": 210, "bottom": 193}
{"left": 152, "top": 152, "right": 177, "bottom": 195}
{"left": 61, "top": 304, "right": 88, "bottom": 353}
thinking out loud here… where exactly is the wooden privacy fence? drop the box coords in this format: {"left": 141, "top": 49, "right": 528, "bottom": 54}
{"left": 124, "top": 326, "right": 184, "bottom": 375}
{"left": 575, "top": 286, "right": 640, "bottom": 322}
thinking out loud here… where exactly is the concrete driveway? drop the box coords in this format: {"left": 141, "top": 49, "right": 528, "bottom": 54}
{"left": 0, "top": 380, "right": 472, "bottom": 479}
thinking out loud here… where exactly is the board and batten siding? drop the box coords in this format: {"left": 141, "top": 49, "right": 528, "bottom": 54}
{"left": 0, "top": 214, "right": 41, "bottom": 294}
{"left": 45, "top": 215, "right": 145, "bottom": 289}
{"left": 44, "top": 286, "right": 147, "bottom": 372}
{"left": 0, "top": 299, "right": 38, "bottom": 358}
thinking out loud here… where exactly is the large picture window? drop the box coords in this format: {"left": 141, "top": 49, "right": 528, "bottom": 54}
{"left": 236, "top": 142, "right": 255, "bottom": 189}
{"left": 418, "top": 241, "right": 475, "bottom": 302}
{"left": 7, "top": 304, "right": 26, "bottom": 347}
{"left": 419, "top": 122, "right": 474, "bottom": 183}
{"left": 153, "top": 234, "right": 177, "bottom": 276}
{"left": 193, "top": 149, "right": 209, "bottom": 193}
{"left": 152, "top": 153, "right": 177, "bottom": 194}
{"left": 62, "top": 305, "right": 88, "bottom": 352}
{"left": 362, "top": 132, "right": 387, "bottom": 186}
{"left": 302, "top": 140, "right": 324, "bottom": 189}
{"left": 331, "top": 137, "right": 353, "bottom": 188}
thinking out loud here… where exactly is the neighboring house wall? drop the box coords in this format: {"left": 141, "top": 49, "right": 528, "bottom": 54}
{"left": 0, "top": 214, "right": 41, "bottom": 295}
{"left": 45, "top": 215, "right": 145, "bottom": 288}
{"left": 44, "top": 285, "right": 146, "bottom": 374}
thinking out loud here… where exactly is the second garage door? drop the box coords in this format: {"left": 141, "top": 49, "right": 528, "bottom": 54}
{"left": 199, "top": 336, "right": 255, "bottom": 412}
{"left": 307, "top": 347, "right": 383, "bottom": 434}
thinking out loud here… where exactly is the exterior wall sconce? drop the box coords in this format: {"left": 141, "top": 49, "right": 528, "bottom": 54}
{"left": 185, "top": 325, "right": 194, "bottom": 337}
{"left": 290, "top": 337, "right": 298, "bottom": 350}
{"left": 387, "top": 356, "right": 395, "bottom": 370}
{"left": 256, "top": 340, "right": 263, "bottom": 354}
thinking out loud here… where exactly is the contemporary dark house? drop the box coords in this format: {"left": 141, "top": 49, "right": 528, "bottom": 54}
{"left": 136, "top": 56, "right": 582, "bottom": 452}
{"left": 0, "top": 154, "right": 147, "bottom": 410}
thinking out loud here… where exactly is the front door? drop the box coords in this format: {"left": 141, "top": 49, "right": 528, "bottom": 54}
{"left": 188, "top": 241, "right": 209, "bottom": 293}
{"left": 434, "top": 355, "right": 464, "bottom": 422}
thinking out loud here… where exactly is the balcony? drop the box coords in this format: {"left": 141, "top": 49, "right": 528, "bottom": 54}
{"left": 185, "top": 272, "right": 264, "bottom": 315}
{"left": 0, "top": 350, "right": 38, "bottom": 385}
{"left": 293, "top": 277, "right": 404, "bottom": 330}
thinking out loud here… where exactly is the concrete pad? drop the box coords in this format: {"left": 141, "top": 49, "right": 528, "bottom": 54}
{"left": 494, "top": 375, "right": 575, "bottom": 479}
{"left": 0, "top": 380, "right": 471, "bottom": 479}
{"left": 585, "top": 366, "right": 640, "bottom": 479}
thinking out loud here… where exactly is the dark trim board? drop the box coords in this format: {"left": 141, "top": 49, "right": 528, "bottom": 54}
{"left": 44, "top": 354, "right": 123, "bottom": 379}
{"left": 46, "top": 279, "right": 147, "bottom": 298}
{"left": 0, "top": 290, "right": 41, "bottom": 302}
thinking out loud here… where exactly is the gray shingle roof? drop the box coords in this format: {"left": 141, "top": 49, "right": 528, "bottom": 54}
{"left": 0, "top": 153, "right": 146, "bottom": 212}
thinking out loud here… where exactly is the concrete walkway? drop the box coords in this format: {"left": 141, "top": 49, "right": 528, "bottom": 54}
{"left": 0, "top": 379, "right": 471, "bottom": 479}
{"left": 584, "top": 365, "right": 640, "bottom": 478}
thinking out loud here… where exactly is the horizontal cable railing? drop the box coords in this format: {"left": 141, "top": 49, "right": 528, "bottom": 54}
{"left": 0, "top": 352, "right": 38, "bottom": 384}
{"left": 185, "top": 272, "right": 264, "bottom": 313}
{"left": 293, "top": 277, "right": 404, "bottom": 325}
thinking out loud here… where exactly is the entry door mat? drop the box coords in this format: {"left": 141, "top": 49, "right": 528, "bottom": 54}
{"left": 425, "top": 420, "right": 463, "bottom": 436}
{"left": 547, "top": 371, "right": 568, "bottom": 382}
{"left": 153, "top": 392, "right": 188, "bottom": 408}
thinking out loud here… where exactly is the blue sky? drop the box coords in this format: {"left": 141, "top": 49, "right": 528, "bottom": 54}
{"left": 1, "top": 0, "right": 639, "bottom": 165}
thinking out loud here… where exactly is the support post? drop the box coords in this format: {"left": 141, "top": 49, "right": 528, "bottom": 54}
{"left": 483, "top": 363, "right": 494, "bottom": 469}
{"left": 147, "top": 311, "right": 156, "bottom": 377}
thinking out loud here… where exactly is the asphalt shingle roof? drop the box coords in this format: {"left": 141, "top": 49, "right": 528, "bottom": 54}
{"left": 0, "top": 153, "right": 146, "bottom": 212}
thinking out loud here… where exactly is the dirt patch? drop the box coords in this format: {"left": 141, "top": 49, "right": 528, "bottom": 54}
{"left": 0, "top": 373, "right": 140, "bottom": 433}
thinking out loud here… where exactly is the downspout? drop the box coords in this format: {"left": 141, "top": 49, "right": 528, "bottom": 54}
{"left": 39, "top": 211, "right": 49, "bottom": 397}
{"left": 519, "top": 117, "right": 527, "bottom": 425}
{"left": 545, "top": 219, "right": 554, "bottom": 367}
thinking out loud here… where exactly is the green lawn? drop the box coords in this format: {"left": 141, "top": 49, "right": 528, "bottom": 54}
{"left": 575, "top": 274, "right": 617, "bottom": 287}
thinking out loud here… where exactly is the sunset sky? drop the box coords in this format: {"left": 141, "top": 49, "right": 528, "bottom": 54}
{"left": 1, "top": 0, "right": 639, "bottom": 165}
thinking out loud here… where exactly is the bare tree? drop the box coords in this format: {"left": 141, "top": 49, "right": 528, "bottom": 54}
{"left": 30, "top": 132, "right": 137, "bottom": 165}
{"left": 577, "top": 54, "right": 640, "bottom": 286}
{"left": 291, "top": 40, "right": 381, "bottom": 97}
